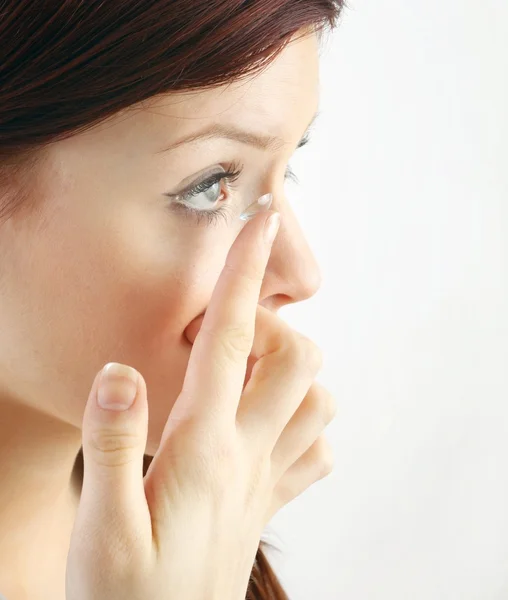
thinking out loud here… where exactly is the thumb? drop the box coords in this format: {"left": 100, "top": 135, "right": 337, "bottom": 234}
{"left": 79, "top": 362, "right": 149, "bottom": 524}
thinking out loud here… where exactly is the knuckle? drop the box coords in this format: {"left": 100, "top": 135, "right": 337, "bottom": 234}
{"left": 304, "top": 387, "right": 333, "bottom": 427}
{"left": 206, "top": 323, "right": 254, "bottom": 360}
{"left": 321, "top": 390, "right": 338, "bottom": 424}
{"left": 88, "top": 428, "right": 139, "bottom": 467}
{"left": 211, "top": 432, "right": 238, "bottom": 465}
{"left": 289, "top": 335, "right": 323, "bottom": 374}
{"left": 314, "top": 438, "right": 335, "bottom": 479}
{"left": 307, "top": 342, "right": 324, "bottom": 374}
{"left": 274, "top": 478, "right": 295, "bottom": 508}
{"left": 284, "top": 334, "right": 305, "bottom": 365}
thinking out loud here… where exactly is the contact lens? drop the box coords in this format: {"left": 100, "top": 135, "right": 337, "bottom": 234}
{"left": 239, "top": 193, "right": 273, "bottom": 221}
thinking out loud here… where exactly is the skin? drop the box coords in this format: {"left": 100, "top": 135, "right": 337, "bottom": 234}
{"left": 0, "top": 30, "right": 321, "bottom": 598}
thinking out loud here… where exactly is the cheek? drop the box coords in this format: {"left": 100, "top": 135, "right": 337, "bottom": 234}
{"left": 84, "top": 234, "right": 229, "bottom": 454}
{"left": 1, "top": 196, "right": 231, "bottom": 451}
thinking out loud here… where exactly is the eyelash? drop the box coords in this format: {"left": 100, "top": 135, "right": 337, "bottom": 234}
{"left": 167, "top": 160, "right": 299, "bottom": 227}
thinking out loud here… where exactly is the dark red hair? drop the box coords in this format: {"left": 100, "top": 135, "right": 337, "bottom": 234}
{"left": 0, "top": 1, "right": 346, "bottom": 597}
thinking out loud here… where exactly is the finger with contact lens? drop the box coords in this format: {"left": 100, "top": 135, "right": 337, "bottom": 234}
{"left": 167, "top": 202, "right": 280, "bottom": 428}
{"left": 239, "top": 193, "right": 273, "bottom": 221}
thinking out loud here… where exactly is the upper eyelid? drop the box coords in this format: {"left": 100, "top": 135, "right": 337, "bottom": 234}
{"left": 166, "top": 169, "right": 234, "bottom": 199}
{"left": 185, "top": 159, "right": 297, "bottom": 195}
{"left": 167, "top": 134, "right": 309, "bottom": 199}
{"left": 178, "top": 172, "right": 225, "bottom": 198}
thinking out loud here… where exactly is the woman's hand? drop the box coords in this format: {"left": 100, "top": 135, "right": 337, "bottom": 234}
{"left": 66, "top": 210, "right": 337, "bottom": 600}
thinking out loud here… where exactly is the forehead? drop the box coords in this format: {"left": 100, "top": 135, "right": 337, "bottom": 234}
{"left": 132, "top": 32, "right": 320, "bottom": 144}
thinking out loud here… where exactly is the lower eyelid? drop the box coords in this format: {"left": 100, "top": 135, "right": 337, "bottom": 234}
{"left": 170, "top": 199, "right": 233, "bottom": 226}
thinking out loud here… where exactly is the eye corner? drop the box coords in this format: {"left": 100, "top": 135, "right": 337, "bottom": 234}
{"left": 285, "top": 164, "right": 299, "bottom": 184}
{"left": 297, "top": 131, "right": 312, "bottom": 150}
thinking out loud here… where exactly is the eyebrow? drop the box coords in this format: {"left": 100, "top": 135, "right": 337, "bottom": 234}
{"left": 155, "top": 110, "right": 320, "bottom": 154}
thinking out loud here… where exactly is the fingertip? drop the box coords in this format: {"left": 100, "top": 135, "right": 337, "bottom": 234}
{"left": 263, "top": 212, "right": 281, "bottom": 247}
{"left": 239, "top": 192, "right": 273, "bottom": 221}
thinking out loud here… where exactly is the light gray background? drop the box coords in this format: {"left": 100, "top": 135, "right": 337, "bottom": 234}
{"left": 266, "top": 1, "right": 508, "bottom": 599}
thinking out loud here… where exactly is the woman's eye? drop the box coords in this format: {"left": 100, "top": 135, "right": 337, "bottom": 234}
{"left": 169, "top": 166, "right": 242, "bottom": 213}
{"left": 178, "top": 178, "right": 224, "bottom": 211}
{"left": 163, "top": 161, "right": 299, "bottom": 227}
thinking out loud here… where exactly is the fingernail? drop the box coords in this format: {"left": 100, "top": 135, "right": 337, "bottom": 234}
{"left": 264, "top": 212, "right": 281, "bottom": 246}
{"left": 239, "top": 193, "right": 273, "bottom": 221}
{"left": 97, "top": 362, "right": 139, "bottom": 411}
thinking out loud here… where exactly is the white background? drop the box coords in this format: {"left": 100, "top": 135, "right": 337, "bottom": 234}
{"left": 267, "top": 1, "right": 508, "bottom": 598}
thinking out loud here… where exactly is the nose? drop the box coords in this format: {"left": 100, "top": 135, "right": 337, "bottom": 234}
{"left": 259, "top": 202, "right": 322, "bottom": 313}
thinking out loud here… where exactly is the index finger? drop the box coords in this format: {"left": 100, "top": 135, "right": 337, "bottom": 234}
{"left": 174, "top": 204, "right": 281, "bottom": 423}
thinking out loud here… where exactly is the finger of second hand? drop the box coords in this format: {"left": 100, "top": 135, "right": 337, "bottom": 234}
{"left": 236, "top": 304, "right": 322, "bottom": 447}
{"left": 237, "top": 345, "right": 315, "bottom": 449}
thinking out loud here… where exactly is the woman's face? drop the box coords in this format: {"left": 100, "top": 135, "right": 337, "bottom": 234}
{"left": 0, "top": 32, "right": 321, "bottom": 455}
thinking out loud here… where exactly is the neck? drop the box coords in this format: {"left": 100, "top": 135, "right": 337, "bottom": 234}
{"left": 0, "top": 396, "right": 83, "bottom": 598}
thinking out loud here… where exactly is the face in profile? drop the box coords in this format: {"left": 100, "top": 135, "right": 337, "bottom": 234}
{"left": 0, "top": 31, "right": 322, "bottom": 455}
